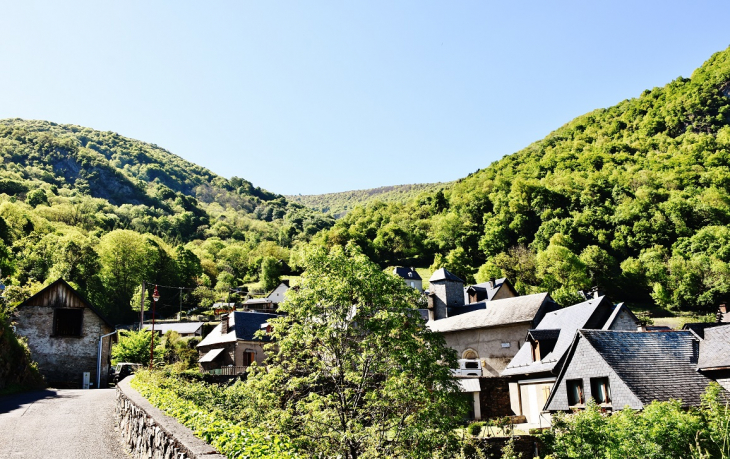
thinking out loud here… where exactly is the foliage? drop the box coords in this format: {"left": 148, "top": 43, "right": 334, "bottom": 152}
{"left": 314, "top": 45, "right": 730, "bottom": 310}
{"left": 0, "top": 312, "right": 45, "bottom": 393}
{"left": 542, "top": 399, "right": 709, "bottom": 459}
{"left": 111, "top": 329, "right": 163, "bottom": 365}
{"left": 242, "top": 244, "right": 467, "bottom": 458}
{"left": 130, "top": 370, "right": 298, "bottom": 459}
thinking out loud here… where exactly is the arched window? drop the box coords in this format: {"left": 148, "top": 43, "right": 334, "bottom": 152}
{"left": 462, "top": 349, "right": 478, "bottom": 360}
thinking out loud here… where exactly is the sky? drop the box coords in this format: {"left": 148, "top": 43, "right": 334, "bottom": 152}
{"left": 1, "top": 2, "right": 730, "bottom": 195}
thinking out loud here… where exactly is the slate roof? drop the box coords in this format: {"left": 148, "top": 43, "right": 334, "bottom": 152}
{"left": 698, "top": 324, "right": 730, "bottom": 370}
{"left": 466, "top": 278, "right": 507, "bottom": 301}
{"left": 448, "top": 301, "right": 489, "bottom": 317}
{"left": 683, "top": 322, "right": 723, "bottom": 339}
{"left": 197, "top": 311, "right": 277, "bottom": 348}
{"left": 578, "top": 330, "right": 720, "bottom": 407}
{"left": 429, "top": 268, "right": 464, "bottom": 283}
{"left": 393, "top": 267, "right": 422, "bottom": 281}
{"left": 143, "top": 322, "right": 204, "bottom": 335}
{"left": 501, "top": 296, "right": 610, "bottom": 376}
{"left": 427, "top": 292, "right": 550, "bottom": 333}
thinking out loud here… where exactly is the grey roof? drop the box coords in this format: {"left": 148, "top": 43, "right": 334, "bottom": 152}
{"left": 243, "top": 298, "right": 273, "bottom": 305}
{"left": 448, "top": 302, "right": 488, "bottom": 317}
{"left": 502, "top": 296, "right": 610, "bottom": 376}
{"left": 393, "top": 267, "right": 422, "bottom": 281}
{"left": 579, "top": 330, "right": 720, "bottom": 407}
{"left": 198, "top": 311, "right": 277, "bottom": 348}
{"left": 199, "top": 348, "right": 225, "bottom": 363}
{"left": 143, "top": 322, "right": 203, "bottom": 335}
{"left": 683, "top": 322, "right": 723, "bottom": 339}
{"left": 698, "top": 324, "right": 730, "bottom": 370}
{"left": 429, "top": 268, "right": 464, "bottom": 283}
{"left": 467, "top": 278, "right": 507, "bottom": 301}
{"left": 428, "top": 292, "right": 550, "bottom": 333}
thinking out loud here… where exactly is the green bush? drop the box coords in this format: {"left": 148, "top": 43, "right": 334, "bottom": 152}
{"left": 130, "top": 370, "right": 298, "bottom": 459}
{"left": 467, "top": 421, "right": 485, "bottom": 436}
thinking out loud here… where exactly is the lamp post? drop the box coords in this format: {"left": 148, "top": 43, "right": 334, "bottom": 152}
{"left": 149, "top": 285, "right": 160, "bottom": 370}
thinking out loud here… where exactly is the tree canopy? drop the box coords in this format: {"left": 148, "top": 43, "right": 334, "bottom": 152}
{"left": 243, "top": 244, "right": 466, "bottom": 458}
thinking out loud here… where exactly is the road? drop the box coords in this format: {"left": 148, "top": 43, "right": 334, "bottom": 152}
{"left": 0, "top": 388, "right": 129, "bottom": 459}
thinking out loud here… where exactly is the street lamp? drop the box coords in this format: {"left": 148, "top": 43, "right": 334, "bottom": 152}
{"left": 149, "top": 285, "right": 160, "bottom": 369}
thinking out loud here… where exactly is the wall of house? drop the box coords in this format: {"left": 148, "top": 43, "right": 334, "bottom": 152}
{"left": 607, "top": 309, "right": 639, "bottom": 330}
{"left": 492, "top": 285, "right": 516, "bottom": 301}
{"left": 15, "top": 306, "right": 113, "bottom": 388}
{"left": 545, "top": 337, "right": 642, "bottom": 412}
{"left": 442, "top": 323, "right": 529, "bottom": 376}
{"left": 516, "top": 379, "right": 555, "bottom": 426}
{"left": 430, "top": 280, "right": 464, "bottom": 320}
{"left": 197, "top": 343, "right": 235, "bottom": 372}
{"left": 234, "top": 341, "right": 268, "bottom": 366}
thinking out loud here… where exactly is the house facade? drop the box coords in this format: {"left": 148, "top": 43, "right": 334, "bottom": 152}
{"left": 393, "top": 267, "right": 423, "bottom": 292}
{"left": 14, "top": 279, "right": 115, "bottom": 388}
{"left": 428, "top": 292, "right": 557, "bottom": 376}
{"left": 197, "top": 311, "right": 276, "bottom": 374}
{"left": 545, "top": 330, "right": 725, "bottom": 412}
{"left": 501, "top": 296, "right": 639, "bottom": 425}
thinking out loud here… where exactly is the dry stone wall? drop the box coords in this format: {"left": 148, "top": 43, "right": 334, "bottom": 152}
{"left": 115, "top": 377, "right": 226, "bottom": 459}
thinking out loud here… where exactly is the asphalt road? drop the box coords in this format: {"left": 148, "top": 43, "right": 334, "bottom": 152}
{"left": 0, "top": 388, "right": 129, "bottom": 459}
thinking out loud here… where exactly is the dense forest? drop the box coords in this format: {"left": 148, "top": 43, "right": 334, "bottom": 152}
{"left": 314, "top": 46, "right": 730, "bottom": 310}
{"left": 286, "top": 182, "right": 449, "bottom": 217}
{"left": 0, "top": 119, "right": 334, "bottom": 323}
{"left": 3, "top": 46, "right": 730, "bottom": 322}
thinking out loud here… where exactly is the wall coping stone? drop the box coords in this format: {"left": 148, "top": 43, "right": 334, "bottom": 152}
{"left": 116, "top": 376, "right": 227, "bottom": 459}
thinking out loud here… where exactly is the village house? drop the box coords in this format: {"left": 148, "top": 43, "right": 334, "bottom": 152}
{"left": 426, "top": 269, "right": 519, "bottom": 321}
{"left": 143, "top": 321, "right": 204, "bottom": 337}
{"left": 544, "top": 330, "right": 727, "bottom": 413}
{"left": 500, "top": 296, "right": 639, "bottom": 426}
{"left": 197, "top": 311, "right": 276, "bottom": 374}
{"left": 428, "top": 292, "right": 557, "bottom": 376}
{"left": 241, "top": 281, "right": 290, "bottom": 313}
{"left": 465, "top": 278, "right": 518, "bottom": 304}
{"left": 697, "top": 323, "right": 730, "bottom": 391}
{"left": 393, "top": 267, "right": 423, "bottom": 292}
{"left": 13, "top": 279, "right": 115, "bottom": 388}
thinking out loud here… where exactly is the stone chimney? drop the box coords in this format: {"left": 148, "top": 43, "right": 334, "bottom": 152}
{"left": 221, "top": 314, "right": 229, "bottom": 335}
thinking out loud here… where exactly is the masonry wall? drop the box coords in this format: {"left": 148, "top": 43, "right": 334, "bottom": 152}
{"left": 607, "top": 309, "right": 639, "bottom": 330}
{"left": 116, "top": 378, "right": 226, "bottom": 459}
{"left": 546, "top": 336, "right": 642, "bottom": 411}
{"left": 431, "top": 280, "right": 464, "bottom": 320}
{"left": 15, "top": 306, "right": 113, "bottom": 387}
{"left": 442, "top": 323, "right": 529, "bottom": 376}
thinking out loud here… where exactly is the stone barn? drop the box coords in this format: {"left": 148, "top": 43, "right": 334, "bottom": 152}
{"left": 14, "top": 279, "right": 115, "bottom": 388}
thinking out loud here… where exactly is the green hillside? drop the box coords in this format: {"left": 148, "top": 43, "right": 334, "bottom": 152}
{"left": 315, "top": 46, "right": 730, "bottom": 311}
{"left": 287, "top": 182, "right": 450, "bottom": 217}
{"left": 0, "top": 119, "right": 334, "bottom": 322}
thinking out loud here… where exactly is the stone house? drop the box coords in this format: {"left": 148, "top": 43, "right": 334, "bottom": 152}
{"left": 242, "top": 281, "right": 290, "bottom": 313}
{"left": 545, "top": 330, "right": 727, "bottom": 412}
{"left": 465, "top": 278, "right": 518, "bottom": 304}
{"left": 428, "top": 292, "right": 558, "bottom": 376}
{"left": 501, "top": 296, "right": 639, "bottom": 426}
{"left": 697, "top": 323, "right": 730, "bottom": 391}
{"left": 14, "top": 278, "right": 115, "bottom": 388}
{"left": 197, "top": 311, "right": 276, "bottom": 374}
{"left": 393, "top": 267, "right": 423, "bottom": 292}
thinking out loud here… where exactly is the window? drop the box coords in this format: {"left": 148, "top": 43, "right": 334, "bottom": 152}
{"left": 591, "top": 377, "right": 611, "bottom": 404}
{"left": 567, "top": 379, "right": 584, "bottom": 406}
{"left": 462, "top": 349, "right": 478, "bottom": 360}
{"left": 243, "top": 349, "right": 256, "bottom": 366}
{"left": 54, "top": 308, "right": 83, "bottom": 337}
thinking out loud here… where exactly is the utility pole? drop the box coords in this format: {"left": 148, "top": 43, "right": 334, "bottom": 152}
{"left": 149, "top": 285, "right": 160, "bottom": 370}
{"left": 138, "top": 281, "right": 146, "bottom": 330}
{"left": 179, "top": 287, "right": 183, "bottom": 320}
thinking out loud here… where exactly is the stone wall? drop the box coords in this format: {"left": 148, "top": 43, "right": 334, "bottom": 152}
{"left": 15, "top": 306, "right": 113, "bottom": 387}
{"left": 115, "top": 377, "right": 226, "bottom": 459}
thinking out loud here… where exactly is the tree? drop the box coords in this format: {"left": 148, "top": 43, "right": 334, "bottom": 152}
{"left": 259, "top": 256, "right": 280, "bottom": 292}
{"left": 111, "top": 329, "right": 162, "bottom": 365}
{"left": 244, "top": 244, "right": 466, "bottom": 458}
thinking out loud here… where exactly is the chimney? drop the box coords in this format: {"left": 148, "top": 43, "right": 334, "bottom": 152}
{"left": 720, "top": 303, "right": 728, "bottom": 314}
{"left": 489, "top": 277, "right": 495, "bottom": 289}
{"left": 637, "top": 323, "right": 646, "bottom": 332}
{"left": 221, "top": 314, "right": 229, "bottom": 334}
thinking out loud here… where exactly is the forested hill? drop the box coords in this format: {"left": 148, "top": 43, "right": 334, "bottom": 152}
{"left": 287, "top": 182, "right": 449, "bottom": 217}
{"left": 315, "top": 46, "right": 730, "bottom": 312}
{"left": 0, "top": 119, "right": 334, "bottom": 322}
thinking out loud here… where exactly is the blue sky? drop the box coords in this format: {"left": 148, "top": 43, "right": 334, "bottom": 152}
{"left": 1, "top": 2, "right": 730, "bottom": 195}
